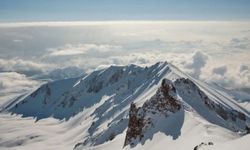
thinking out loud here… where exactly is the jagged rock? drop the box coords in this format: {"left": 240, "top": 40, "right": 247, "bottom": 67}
{"left": 124, "top": 79, "right": 181, "bottom": 147}
{"left": 124, "top": 103, "right": 144, "bottom": 146}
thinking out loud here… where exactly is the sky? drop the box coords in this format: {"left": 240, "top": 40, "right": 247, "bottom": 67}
{"left": 0, "top": 0, "right": 250, "bottom": 22}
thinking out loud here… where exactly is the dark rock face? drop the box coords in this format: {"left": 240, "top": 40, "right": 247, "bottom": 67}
{"left": 108, "top": 69, "right": 124, "bottom": 84}
{"left": 124, "top": 79, "right": 181, "bottom": 147}
{"left": 124, "top": 103, "right": 144, "bottom": 146}
{"left": 87, "top": 78, "right": 103, "bottom": 93}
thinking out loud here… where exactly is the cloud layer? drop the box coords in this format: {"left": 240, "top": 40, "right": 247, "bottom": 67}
{"left": 0, "top": 72, "right": 39, "bottom": 91}
{"left": 0, "top": 21, "right": 249, "bottom": 91}
{"left": 0, "top": 58, "right": 48, "bottom": 76}
{"left": 0, "top": 72, "right": 42, "bottom": 106}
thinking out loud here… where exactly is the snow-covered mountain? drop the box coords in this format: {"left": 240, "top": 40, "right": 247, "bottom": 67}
{"left": 1, "top": 62, "right": 250, "bottom": 150}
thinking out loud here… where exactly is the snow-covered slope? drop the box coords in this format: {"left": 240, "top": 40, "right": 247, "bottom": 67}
{"left": 1, "top": 62, "right": 250, "bottom": 150}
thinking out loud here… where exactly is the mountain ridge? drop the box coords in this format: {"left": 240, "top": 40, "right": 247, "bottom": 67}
{"left": 2, "top": 61, "right": 250, "bottom": 150}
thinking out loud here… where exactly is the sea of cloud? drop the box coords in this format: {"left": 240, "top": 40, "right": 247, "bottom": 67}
{"left": 0, "top": 21, "right": 249, "bottom": 101}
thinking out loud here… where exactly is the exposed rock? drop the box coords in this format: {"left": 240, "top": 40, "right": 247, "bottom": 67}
{"left": 87, "top": 80, "right": 103, "bottom": 93}
{"left": 194, "top": 142, "right": 214, "bottom": 150}
{"left": 124, "top": 103, "right": 144, "bottom": 146}
{"left": 108, "top": 69, "right": 123, "bottom": 84}
{"left": 124, "top": 79, "right": 181, "bottom": 147}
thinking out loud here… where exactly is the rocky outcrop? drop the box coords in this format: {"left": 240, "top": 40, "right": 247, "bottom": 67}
{"left": 124, "top": 79, "right": 181, "bottom": 147}
{"left": 124, "top": 77, "right": 250, "bottom": 147}
{"left": 124, "top": 103, "right": 144, "bottom": 147}
{"left": 194, "top": 142, "right": 214, "bottom": 150}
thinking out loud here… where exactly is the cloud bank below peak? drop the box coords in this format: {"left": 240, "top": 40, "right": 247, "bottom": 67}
{"left": 0, "top": 21, "right": 249, "bottom": 90}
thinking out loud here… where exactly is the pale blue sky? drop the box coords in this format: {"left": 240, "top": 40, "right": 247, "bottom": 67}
{"left": 0, "top": 0, "right": 250, "bottom": 22}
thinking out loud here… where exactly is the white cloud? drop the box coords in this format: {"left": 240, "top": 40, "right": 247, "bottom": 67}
{"left": 184, "top": 51, "right": 208, "bottom": 79}
{"left": 212, "top": 66, "right": 227, "bottom": 76}
{"left": 0, "top": 72, "right": 42, "bottom": 105}
{"left": 0, "top": 72, "right": 42, "bottom": 98}
{"left": 0, "top": 58, "right": 53, "bottom": 76}
{"left": 48, "top": 44, "right": 121, "bottom": 56}
{"left": 229, "top": 37, "right": 250, "bottom": 49}
{"left": 240, "top": 64, "right": 248, "bottom": 73}
{"left": 0, "top": 72, "right": 39, "bottom": 90}
{"left": 199, "top": 56, "right": 250, "bottom": 89}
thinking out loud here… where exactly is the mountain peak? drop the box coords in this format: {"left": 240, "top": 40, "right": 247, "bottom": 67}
{"left": 5, "top": 62, "right": 170, "bottom": 120}
{"left": 3, "top": 62, "right": 250, "bottom": 150}
{"left": 123, "top": 76, "right": 250, "bottom": 147}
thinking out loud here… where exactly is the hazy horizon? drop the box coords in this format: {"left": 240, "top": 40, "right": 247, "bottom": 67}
{"left": 1, "top": 0, "right": 250, "bottom": 22}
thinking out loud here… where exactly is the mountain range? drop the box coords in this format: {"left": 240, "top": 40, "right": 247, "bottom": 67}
{"left": 1, "top": 61, "right": 250, "bottom": 150}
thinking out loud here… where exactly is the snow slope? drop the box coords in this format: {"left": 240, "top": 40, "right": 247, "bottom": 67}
{"left": 0, "top": 62, "right": 249, "bottom": 150}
